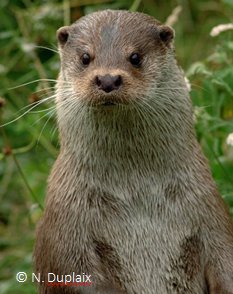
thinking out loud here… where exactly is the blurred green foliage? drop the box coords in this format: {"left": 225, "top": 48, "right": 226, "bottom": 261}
{"left": 0, "top": 0, "right": 233, "bottom": 293}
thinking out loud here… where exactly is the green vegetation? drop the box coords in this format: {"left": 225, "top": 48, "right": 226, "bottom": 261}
{"left": 0, "top": 0, "right": 232, "bottom": 293}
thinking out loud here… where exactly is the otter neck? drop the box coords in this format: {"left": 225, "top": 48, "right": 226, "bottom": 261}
{"left": 58, "top": 102, "right": 196, "bottom": 178}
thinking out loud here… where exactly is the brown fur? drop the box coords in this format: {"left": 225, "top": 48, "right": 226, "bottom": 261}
{"left": 34, "top": 10, "right": 233, "bottom": 293}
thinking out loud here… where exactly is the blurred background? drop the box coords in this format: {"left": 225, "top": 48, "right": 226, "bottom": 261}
{"left": 0, "top": 0, "right": 233, "bottom": 293}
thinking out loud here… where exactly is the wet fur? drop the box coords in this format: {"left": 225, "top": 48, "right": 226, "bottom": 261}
{"left": 34, "top": 10, "right": 233, "bottom": 293}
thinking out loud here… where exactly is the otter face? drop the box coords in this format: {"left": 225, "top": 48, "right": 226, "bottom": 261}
{"left": 56, "top": 10, "right": 175, "bottom": 108}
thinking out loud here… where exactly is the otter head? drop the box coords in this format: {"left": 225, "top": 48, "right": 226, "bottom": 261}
{"left": 56, "top": 10, "right": 176, "bottom": 107}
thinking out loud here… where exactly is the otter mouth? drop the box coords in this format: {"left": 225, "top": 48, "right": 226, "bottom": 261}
{"left": 102, "top": 101, "right": 116, "bottom": 106}
{"left": 91, "top": 96, "right": 128, "bottom": 108}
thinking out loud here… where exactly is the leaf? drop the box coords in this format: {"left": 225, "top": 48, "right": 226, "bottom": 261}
{"left": 187, "top": 62, "right": 212, "bottom": 78}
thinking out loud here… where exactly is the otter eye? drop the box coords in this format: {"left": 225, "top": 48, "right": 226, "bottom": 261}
{"left": 129, "top": 53, "right": 141, "bottom": 67}
{"left": 81, "top": 53, "right": 91, "bottom": 66}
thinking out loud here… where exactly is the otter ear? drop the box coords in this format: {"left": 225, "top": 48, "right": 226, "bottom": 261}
{"left": 158, "top": 25, "right": 174, "bottom": 46}
{"left": 57, "top": 26, "right": 70, "bottom": 47}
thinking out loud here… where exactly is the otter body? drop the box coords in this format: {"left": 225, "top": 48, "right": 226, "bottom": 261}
{"left": 34, "top": 10, "right": 233, "bottom": 294}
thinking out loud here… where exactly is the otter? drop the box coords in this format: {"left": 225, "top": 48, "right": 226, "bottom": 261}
{"left": 34, "top": 10, "right": 233, "bottom": 294}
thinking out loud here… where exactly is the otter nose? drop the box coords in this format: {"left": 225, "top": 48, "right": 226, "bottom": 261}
{"left": 95, "top": 74, "right": 122, "bottom": 93}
